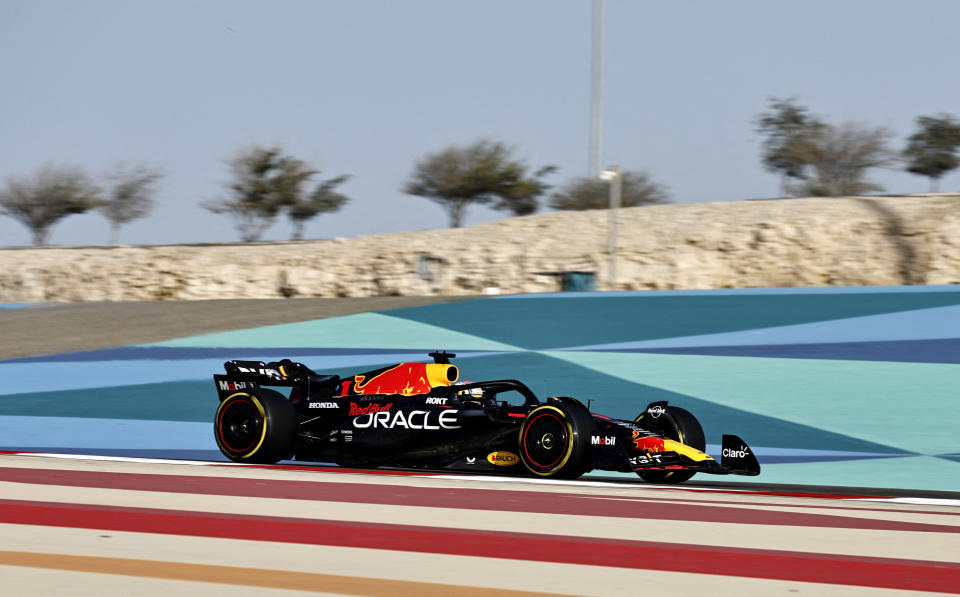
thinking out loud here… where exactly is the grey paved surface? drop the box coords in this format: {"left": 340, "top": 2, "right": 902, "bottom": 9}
{"left": 0, "top": 297, "right": 469, "bottom": 359}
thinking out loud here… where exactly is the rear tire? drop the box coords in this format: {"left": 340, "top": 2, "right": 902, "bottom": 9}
{"left": 518, "top": 403, "right": 592, "bottom": 479}
{"left": 214, "top": 389, "right": 297, "bottom": 464}
{"left": 634, "top": 406, "right": 705, "bottom": 484}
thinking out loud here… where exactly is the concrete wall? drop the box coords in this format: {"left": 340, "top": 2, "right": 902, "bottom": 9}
{"left": 2, "top": 194, "right": 959, "bottom": 302}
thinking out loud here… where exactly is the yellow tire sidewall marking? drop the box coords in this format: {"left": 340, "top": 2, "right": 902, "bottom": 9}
{"left": 216, "top": 392, "right": 268, "bottom": 459}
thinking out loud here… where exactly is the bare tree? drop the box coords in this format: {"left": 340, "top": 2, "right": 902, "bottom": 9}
{"left": 755, "top": 99, "right": 896, "bottom": 197}
{"left": 287, "top": 174, "right": 350, "bottom": 240}
{"left": 0, "top": 164, "right": 101, "bottom": 246}
{"left": 794, "top": 122, "right": 896, "bottom": 197}
{"left": 99, "top": 163, "right": 163, "bottom": 244}
{"left": 550, "top": 170, "right": 669, "bottom": 210}
{"left": 404, "top": 139, "right": 555, "bottom": 228}
{"left": 205, "top": 145, "right": 316, "bottom": 242}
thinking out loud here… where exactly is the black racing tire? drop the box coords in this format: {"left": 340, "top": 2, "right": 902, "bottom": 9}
{"left": 214, "top": 388, "right": 297, "bottom": 464}
{"left": 518, "top": 403, "right": 593, "bottom": 479}
{"left": 634, "top": 406, "right": 705, "bottom": 484}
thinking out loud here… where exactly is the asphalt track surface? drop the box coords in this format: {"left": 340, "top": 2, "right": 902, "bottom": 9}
{"left": 3, "top": 299, "right": 960, "bottom": 595}
{"left": 0, "top": 296, "right": 467, "bottom": 359}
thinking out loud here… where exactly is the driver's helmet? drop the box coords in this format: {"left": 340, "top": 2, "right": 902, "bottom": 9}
{"left": 453, "top": 381, "right": 484, "bottom": 400}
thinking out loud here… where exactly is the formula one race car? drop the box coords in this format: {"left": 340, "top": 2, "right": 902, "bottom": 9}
{"left": 212, "top": 352, "right": 760, "bottom": 483}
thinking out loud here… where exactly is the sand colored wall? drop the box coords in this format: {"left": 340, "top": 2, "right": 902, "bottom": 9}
{"left": 1, "top": 195, "right": 958, "bottom": 302}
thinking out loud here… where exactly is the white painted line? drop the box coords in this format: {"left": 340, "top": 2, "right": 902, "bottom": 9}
{"left": 861, "top": 496, "right": 960, "bottom": 508}
{"left": 9, "top": 451, "right": 958, "bottom": 505}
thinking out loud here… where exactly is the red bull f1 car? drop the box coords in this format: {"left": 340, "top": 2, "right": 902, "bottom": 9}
{"left": 213, "top": 352, "right": 760, "bottom": 482}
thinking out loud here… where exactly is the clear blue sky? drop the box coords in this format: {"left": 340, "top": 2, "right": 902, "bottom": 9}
{"left": 2, "top": 0, "right": 958, "bottom": 247}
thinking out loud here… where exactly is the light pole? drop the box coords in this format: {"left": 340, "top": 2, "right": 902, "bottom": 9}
{"left": 589, "top": 0, "right": 604, "bottom": 177}
{"left": 599, "top": 166, "right": 621, "bottom": 291}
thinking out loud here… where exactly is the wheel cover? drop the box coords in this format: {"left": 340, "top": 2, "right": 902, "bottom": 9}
{"left": 522, "top": 411, "right": 569, "bottom": 469}
{"left": 217, "top": 396, "right": 265, "bottom": 455}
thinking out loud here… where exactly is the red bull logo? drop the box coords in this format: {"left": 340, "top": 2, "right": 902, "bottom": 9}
{"left": 348, "top": 402, "right": 393, "bottom": 416}
{"left": 632, "top": 432, "right": 666, "bottom": 453}
{"left": 630, "top": 430, "right": 713, "bottom": 462}
{"left": 340, "top": 363, "right": 458, "bottom": 396}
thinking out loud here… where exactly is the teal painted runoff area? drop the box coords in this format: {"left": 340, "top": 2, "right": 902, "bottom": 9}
{"left": 386, "top": 291, "right": 960, "bottom": 350}
{"left": 149, "top": 312, "right": 520, "bottom": 351}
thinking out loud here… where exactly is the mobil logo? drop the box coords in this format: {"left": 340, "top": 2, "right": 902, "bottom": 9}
{"left": 486, "top": 451, "right": 520, "bottom": 466}
{"left": 590, "top": 435, "right": 616, "bottom": 446}
{"left": 218, "top": 380, "right": 256, "bottom": 391}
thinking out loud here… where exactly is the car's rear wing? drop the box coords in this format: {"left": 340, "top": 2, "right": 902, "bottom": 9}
{"left": 213, "top": 359, "right": 339, "bottom": 401}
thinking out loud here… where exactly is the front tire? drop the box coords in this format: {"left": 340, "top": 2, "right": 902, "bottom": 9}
{"left": 518, "top": 403, "right": 592, "bottom": 479}
{"left": 214, "top": 389, "right": 297, "bottom": 464}
{"left": 634, "top": 406, "right": 705, "bottom": 484}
